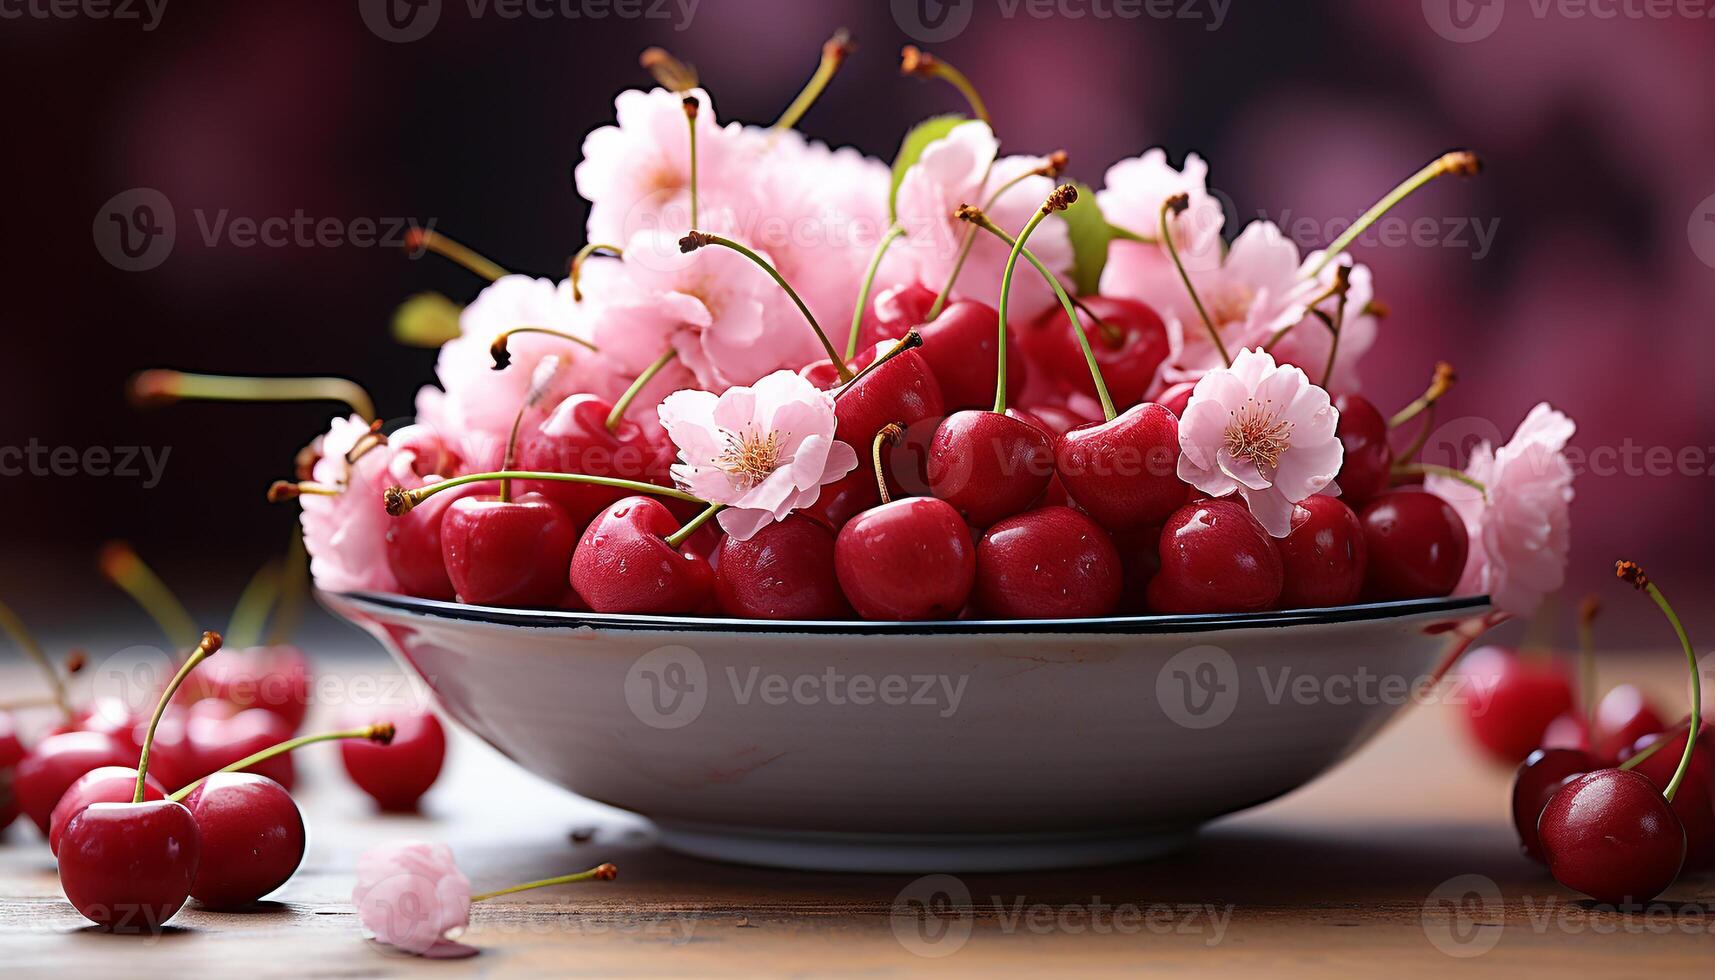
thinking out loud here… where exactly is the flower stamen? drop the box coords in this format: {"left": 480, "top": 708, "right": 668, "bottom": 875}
{"left": 1225, "top": 398, "right": 1293, "bottom": 471}
{"left": 718, "top": 430, "right": 784, "bottom": 490}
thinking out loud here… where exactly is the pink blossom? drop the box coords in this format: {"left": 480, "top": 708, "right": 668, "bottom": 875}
{"left": 1177, "top": 347, "right": 1344, "bottom": 537}
{"left": 299, "top": 415, "right": 400, "bottom": 594}
{"left": 657, "top": 370, "right": 859, "bottom": 540}
{"left": 352, "top": 841, "right": 471, "bottom": 956}
{"left": 1096, "top": 148, "right": 1226, "bottom": 273}
{"left": 1425, "top": 403, "right": 1576, "bottom": 617}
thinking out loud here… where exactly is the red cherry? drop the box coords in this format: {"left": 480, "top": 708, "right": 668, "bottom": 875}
{"left": 1511, "top": 748, "right": 1599, "bottom": 861}
{"left": 975, "top": 507, "right": 1122, "bottom": 619}
{"left": 1622, "top": 726, "right": 1715, "bottom": 868}
{"left": 1459, "top": 646, "right": 1577, "bottom": 764}
{"left": 1055, "top": 403, "right": 1187, "bottom": 531}
{"left": 1015, "top": 403, "right": 1092, "bottom": 438}
{"left": 799, "top": 466, "right": 881, "bottom": 532}
{"left": 58, "top": 800, "right": 201, "bottom": 931}
{"left": 1358, "top": 490, "right": 1468, "bottom": 600}
{"left": 926, "top": 410, "right": 1055, "bottom": 527}
{"left": 569, "top": 497, "right": 716, "bottom": 615}
{"left": 1147, "top": 499, "right": 1283, "bottom": 614}
{"left": 1540, "top": 711, "right": 1594, "bottom": 753}
{"left": 1590, "top": 684, "right": 1666, "bottom": 762}
{"left": 1276, "top": 495, "right": 1367, "bottom": 608}
{"left": 1538, "top": 768, "right": 1685, "bottom": 905}
{"left": 12, "top": 730, "right": 134, "bottom": 835}
{"left": 1029, "top": 295, "right": 1170, "bottom": 408}
{"left": 834, "top": 497, "right": 975, "bottom": 620}
{"left": 340, "top": 709, "right": 446, "bottom": 812}
{"left": 1332, "top": 394, "right": 1393, "bottom": 509}
{"left": 0, "top": 713, "right": 24, "bottom": 831}
{"left": 198, "top": 645, "right": 313, "bottom": 733}
{"left": 181, "top": 772, "right": 306, "bottom": 908}
{"left": 830, "top": 343, "right": 945, "bottom": 460}
{"left": 441, "top": 492, "right": 579, "bottom": 607}
{"left": 1621, "top": 723, "right": 1715, "bottom": 795}
{"left": 516, "top": 394, "right": 675, "bottom": 530}
{"left": 851, "top": 280, "right": 933, "bottom": 353}
{"left": 915, "top": 301, "right": 1027, "bottom": 411}
{"left": 187, "top": 707, "right": 296, "bottom": 790}
{"left": 714, "top": 516, "right": 850, "bottom": 620}
{"left": 49, "top": 766, "right": 168, "bottom": 856}
{"left": 385, "top": 482, "right": 476, "bottom": 601}
{"left": 1156, "top": 382, "right": 1195, "bottom": 418}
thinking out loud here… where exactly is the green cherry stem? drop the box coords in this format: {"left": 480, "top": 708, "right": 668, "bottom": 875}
{"left": 168, "top": 724, "right": 394, "bottom": 803}
{"left": 1577, "top": 595, "right": 1601, "bottom": 728}
{"left": 489, "top": 327, "right": 601, "bottom": 371}
{"left": 1391, "top": 462, "right": 1487, "bottom": 496}
{"left": 900, "top": 47, "right": 989, "bottom": 124}
{"left": 995, "top": 187, "right": 1078, "bottom": 413}
{"left": 225, "top": 559, "right": 282, "bottom": 651}
{"left": 679, "top": 232, "right": 852, "bottom": 381}
{"left": 664, "top": 503, "right": 722, "bottom": 549}
{"left": 1303, "top": 151, "right": 1483, "bottom": 280}
{"left": 1617, "top": 561, "right": 1703, "bottom": 803}
{"left": 471, "top": 863, "right": 618, "bottom": 903}
{"left": 404, "top": 228, "right": 508, "bottom": 282}
{"left": 0, "top": 600, "right": 74, "bottom": 723}
{"left": 98, "top": 542, "right": 201, "bottom": 653}
{"left": 606, "top": 348, "right": 679, "bottom": 432}
{"left": 136, "top": 631, "right": 223, "bottom": 803}
{"left": 569, "top": 244, "right": 624, "bottom": 302}
{"left": 925, "top": 152, "right": 1068, "bottom": 322}
{"left": 683, "top": 95, "right": 700, "bottom": 230}
{"left": 129, "top": 370, "right": 375, "bottom": 423}
{"left": 831, "top": 330, "right": 923, "bottom": 400}
{"left": 1160, "top": 194, "right": 1229, "bottom": 368}
{"left": 1389, "top": 362, "right": 1458, "bottom": 429}
{"left": 773, "top": 30, "right": 854, "bottom": 131}
{"left": 388, "top": 473, "right": 704, "bottom": 517}
{"left": 847, "top": 225, "right": 907, "bottom": 361}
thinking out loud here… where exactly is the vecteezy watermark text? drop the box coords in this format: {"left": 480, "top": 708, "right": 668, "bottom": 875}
{"left": 358, "top": 0, "right": 699, "bottom": 43}
{"left": 1424, "top": 0, "right": 1715, "bottom": 43}
{"left": 0, "top": 0, "right": 167, "bottom": 30}
{"left": 0, "top": 441, "right": 171, "bottom": 489}
{"left": 891, "top": 0, "right": 1229, "bottom": 43}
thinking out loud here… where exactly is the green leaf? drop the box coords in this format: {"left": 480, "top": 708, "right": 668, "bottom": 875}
{"left": 1058, "top": 181, "right": 1114, "bottom": 297}
{"left": 888, "top": 114, "right": 967, "bottom": 223}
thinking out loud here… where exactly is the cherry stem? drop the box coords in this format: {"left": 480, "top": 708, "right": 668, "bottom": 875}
{"left": 1577, "top": 594, "right": 1600, "bottom": 727}
{"left": 872, "top": 424, "right": 903, "bottom": 505}
{"left": 1389, "top": 362, "right": 1458, "bottom": 429}
{"left": 1619, "top": 733, "right": 1675, "bottom": 772}
{"left": 1617, "top": 561, "right": 1702, "bottom": 803}
{"left": 569, "top": 244, "right": 623, "bottom": 302}
{"left": 470, "top": 863, "right": 618, "bottom": 903}
{"left": 848, "top": 225, "right": 907, "bottom": 361}
{"left": 267, "top": 481, "right": 343, "bottom": 504}
{"left": 831, "top": 330, "right": 923, "bottom": 400}
{"left": 405, "top": 229, "right": 508, "bottom": 282}
{"left": 995, "top": 186, "right": 1082, "bottom": 416}
{"left": 1303, "top": 151, "right": 1483, "bottom": 280}
{"left": 266, "top": 529, "right": 308, "bottom": 647}
{"left": 925, "top": 157, "right": 1064, "bottom": 322}
{"left": 135, "top": 631, "right": 222, "bottom": 803}
{"left": 665, "top": 503, "right": 722, "bottom": 549}
{"left": 773, "top": 30, "right": 853, "bottom": 131}
{"left": 167, "top": 723, "right": 394, "bottom": 803}
{"left": 1391, "top": 461, "right": 1486, "bottom": 496}
{"left": 1159, "top": 195, "right": 1229, "bottom": 368}
{"left": 680, "top": 232, "right": 852, "bottom": 381}
{"left": 606, "top": 348, "right": 678, "bottom": 432}
{"left": 1317, "top": 268, "right": 1353, "bottom": 388}
{"left": 640, "top": 47, "right": 698, "bottom": 92}
{"left": 388, "top": 473, "right": 704, "bottom": 517}
{"left": 98, "top": 542, "right": 200, "bottom": 653}
{"left": 0, "top": 600, "right": 73, "bottom": 723}
{"left": 959, "top": 206, "right": 1117, "bottom": 421}
{"left": 681, "top": 95, "right": 701, "bottom": 230}
{"left": 225, "top": 559, "right": 282, "bottom": 651}
{"left": 900, "top": 47, "right": 990, "bottom": 124}
{"left": 130, "top": 370, "right": 375, "bottom": 423}
{"left": 490, "top": 327, "right": 601, "bottom": 371}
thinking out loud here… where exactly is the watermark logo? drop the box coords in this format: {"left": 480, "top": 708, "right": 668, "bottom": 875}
{"left": 1423, "top": 0, "right": 1506, "bottom": 42}
{"left": 1156, "top": 644, "right": 1239, "bottom": 729}
{"left": 891, "top": 874, "right": 975, "bottom": 958}
{"left": 1422, "top": 873, "right": 1504, "bottom": 957}
{"left": 624, "top": 645, "right": 708, "bottom": 729}
{"left": 359, "top": 0, "right": 441, "bottom": 42}
{"left": 1690, "top": 192, "right": 1715, "bottom": 270}
{"left": 93, "top": 188, "right": 175, "bottom": 272}
{"left": 892, "top": 0, "right": 975, "bottom": 42}
{"left": 0, "top": 0, "right": 168, "bottom": 30}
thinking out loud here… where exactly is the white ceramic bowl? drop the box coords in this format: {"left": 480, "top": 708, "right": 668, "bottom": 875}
{"left": 323, "top": 591, "right": 1490, "bottom": 872}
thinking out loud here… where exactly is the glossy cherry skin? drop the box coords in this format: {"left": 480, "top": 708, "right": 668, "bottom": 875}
{"left": 59, "top": 800, "right": 201, "bottom": 931}
{"left": 441, "top": 493, "right": 579, "bottom": 608}
{"left": 1156, "top": 382, "right": 1195, "bottom": 418}
{"left": 975, "top": 507, "right": 1122, "bottom": 619}
{"left": 1512, "top": 748, "right": 1600, "bottom": 861}
{"left": 570, "top": 496, "right": 716, "bottom": 615}
{"left": 1030, "top": 295, "right": 1171, "bottom": 408}
{"left": 340, "top": 708, "right": 446, "bottom": 812}
{"left": 49, "top": 767, "right": 168, "bottom": 856}
{"left": 1275, "top": 495, "right": 1367, "bottom": 608}
{"left": 1590, "top": 685, "right": 1665, "bottom": 763}
{"left": 12, "top": 730, "right": 134, "bottom": 836}
{"left": 915, "top": 301, "right": 1027, "bottom": 411}
{"left": 182, "top": 772, "right": 306, "bottom": 908}
{"left": 0, "top": 712, "right": 26, "bottom": 831}
{"left": 854, "top": 280, "right": 934, "bottom": 353}
{"left": 1357, "top": 490, "right": 1468, "bottom": 601}
{"left": 1623, "top": 726, "right": 1715, "bottom": 868}
{"left": 714, "top": 516, "right": 850, "bottom": 620}
{"left": 1147, "top": 499, "right": 1284, "bottom": 614}
{"left": 385, "top": 482, "right": 474, "bottom": 601}
{"left": 1055, "top": 403, "right": 1187, "bottom": 531}
{"left": 829, "top": 344, "right": 946, "bottom": 461}
{"left": 1332, "top": 394, "right": 1393, "bottom": 509}
{"left": 187, "top": 706, "right": 296, "bottom": 790}
{"left": 1459, "top": 646, "right": 1577, "bottom": 765}
{"left": 517, "top": 394, "right": 676, "bottom": 530}
{"left": 1538, "top": 768, "right": 1685, "bottom": 905}
{"left": 1621, "top": 723, "right": 1715, "bottom": 796}
{"left": 198, "top": 645, "right": 312, "bottom": 733}
{"left": 926, "top": 411, "right": 1055, "bottom": 528}
{"left": 834, "top": 497, "right": 976, "bottom": 621}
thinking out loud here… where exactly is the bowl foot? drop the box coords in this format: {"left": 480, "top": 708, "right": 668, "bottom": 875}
{"left": 653, "top": 821, "right": 1195, "bottom": 873}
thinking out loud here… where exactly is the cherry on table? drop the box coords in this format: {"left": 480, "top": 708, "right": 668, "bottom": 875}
{"left": 0, "top": 712, "right": 24, "bottom": 831}
{"left": 48, "top": 766, "right": 168, "bottom": 856}
{"left": 58, "top": 799, "right": 202, "bottom": 932}
{"left": 441, "top": 492, "right": 580, "bottom": 608}
{"left": 1331, "top": 394, "right": 1393, "bottom": 509}
{"left": 341, "top": 708, "right": 446, "bottom": 812}
{"left": 1590, "top": 684, "right": 1665, "bottom": 763}
{"left": 1029, "top": 295, "right": 1170, "bottom": 408}
{"left": 1538, "top": 768, "right": 1685, "bottom": 905}
{"left": 834, "top": 497, "right": 975, "bottom": 621}
{"left": 1275, "top": 495, "right": 1367, "bottom": 609}
{"left": 926, "top": 410, "right": 1054, "bottom": 528}
{"left": 1459, "top": 646, "right": 1576, "bottom": 764}
{"left": 181, "top": 772, "right": 305, "bottom": 909}
{"left": 11, "top": 730, "right": 134, "bottom": 836}
{"left": 199, "top": 645, "right": 313, "bottom": 733}
{"left": 1511, "top": 747, "right": 1599, "bottom": 861}
{"left": 916, "top": 301, "right": 1027, "bottom": 411}
{"left": 187, "top": 706, "right": 297, "bottom": 791}
{"left": 1055, "top": 403, "right": 1187, "bottom": 532}
{"left": 714, "top": 516, "right": 850, "bottom": 620}
{"left": 570, "top": 497, "right": 715, "bottom": 615}
{"left": 1357, "top": 489, "right": 1468, "bottom": 601}
{"left": 1623, "top": 726, "right": 1715, "bottom": 868}
{"left": 1147, "top": 499, "right": 1284, "bottom": 614}
{"left": 974, "top": 507, "right": 1122, "bottom": 619}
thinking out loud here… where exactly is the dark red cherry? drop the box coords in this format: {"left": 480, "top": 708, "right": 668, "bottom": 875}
{"left": 915, "top": 301, "right": 1027, "bottom": 411}
{"left": 0, "top": 713, "right": 24, "bottom": 831}
{"left": 1055, "top": 403, "right": 1187, "bottom": 531}
{"left": 12, "top": 730, "right": 133, "bottom": 835}
{"left": 1332, "top": 394, "right": 1393, "bottom": 509}
{"left": 1156, "top": 382, "right": 1195, "bottom": 418}
{"left": 1015, "top": 403, "right": 1092, "bottom": 439}
{"left": 187, "top": 706, "right": 296, "bottom": 790}
{"left": 1512, "top": 748, "right": 1600, "bottom": 861}
{"left": 49, "top": 766, "right": 168, "bottom": 856}
{"left": 856, "top": 280, "right": 935, "bottom": 352}
{"left": 1147, "top": 499, "right": 1284, "bottom": 613}
{"left": 569, "top": 496, "right": 715, "bottom": 615}
{"left": 182, "top": 772, "right": 306, "bottom": 908}
{"left": 385, "top": 482, "right": 476, "bottom": 601}
{"left": 1459, "top": 646, "right": 1576, "bottom": 765}
{"left": 516, "top": 394, "right": 676, "bottom": 530}
{"left": 1538, "top": 768, "right": 1685, "bottom": 905}
{"left": 58, "top": 800, "right": 201, "bottom": 931}
{"left": 830, "top": 343, "right": 945, "bottom": 459}
{"left": 1030, "top": 295, "right": 1170, "bottom": 408}
{"left": 1358, "top": 490, "right": 1468, "bottom": 600}
{"left": 198, "top": 645, "right": 312, "bottom": 733}
{"left": 926, "top": 410, "right": 1055, "bottom": 527}
{"left": 1590, "top": 685, "right": 1666, "bottom": 763}
{"left": 799, "top": 466, "right": 881, "bottom": 532}
{"left": 441, "top": 493, "right": 579, "bottom": 608}
{"left": 1276, "top": 495, "right": 1367, "bottom": 608}
{"left": 975, "top": 507, "right": 1122, "bottom": 619}
{"left": 340, "top": 708, "right": 446, "bottom": 812}
{"left": 1623, "top": 726, "right": 1715, "bottom": 868}
{"left": 1621, "top": 723, "right": 1715, "bottom": 796}
{"left": 834, "top": 497, "right": 975, "bottom": 620}
{"left": 714, "top": 516, "right": 850, "bottom": 620}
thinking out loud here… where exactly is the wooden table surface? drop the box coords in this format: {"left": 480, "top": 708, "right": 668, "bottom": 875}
{"left": 2, "top": 654, "right": 1711, "bottom": 978}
